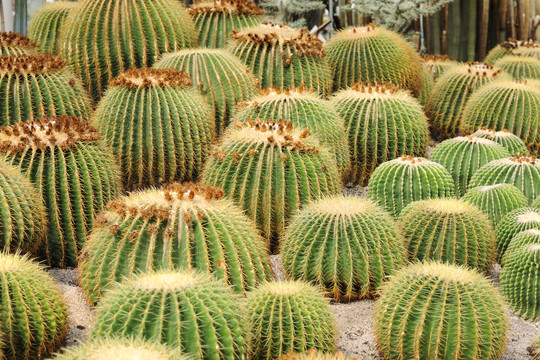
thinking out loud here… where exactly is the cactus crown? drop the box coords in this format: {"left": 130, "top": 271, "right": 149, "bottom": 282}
{"left": 190, "top": 0, "right": 263, "bottom": 15}
{"left": 309, "top": 196, "right": 375, "bottom": 216}
{"left": 421, "top": 54, "right": 454, "bottom": 62}
{"left": 133, "top": 271, "right": 200, "bottom": 291}
{"left": 403, "top": 261, "right": 485, "bottom": 284}
{"left": 0, "top": 32, "right": 37, "bottom": 49}
{"left": 396, "top": 155, "right": 425, "bottom": 165}
{"left": 463, "top": 62, "right": 504, "bottom": 78}
{"left": 0, "top": 54, "right": 66, "bottom": 74}
{"left": 420, "top": 198, "right": 474, "bottom": 214}
{"left": 0, "top": 252, "right": 25, "bottom": 273}
{"left": 506, "top": 155, "right": 538, "bottom": 165}
{"left": 341, "top": 23, "right": 381, "bottom": 38}
{"left": 256, "top": 84, "right": 313, "bottom": 97}
{"left": 109, "top": 68, "right": 192, "bottom": 88}
{"left": 348, "top": 82, "right": 401, "bottom": 95}
{"left": 475, "top": 128, "right": 520, "bottom": 138}
{"left": 517, "top": 211, "right": 540, "bottom": 223}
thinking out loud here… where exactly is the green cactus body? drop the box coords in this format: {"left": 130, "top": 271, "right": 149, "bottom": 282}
{"left": 325, "top": 24, "right": 423, "bottom": 94}
{"left": 0, "top": 252, "right": 68, "bottom": 360}
{"left": 430, "top": 136, "right": 510, "bottom": 197}
{"left": 93, "top": 68, "right": 214, "bottom": 190}
{"left": 468, "top": 156, "right": 540, "bottom": 203}
{"left": 399, "top": 199, "right": 496, "bottom": 271}
{"left": 485, "top": 40, "right": 521, "bottom": 64}
{"left": 189, "top": 0, "right": 263, "bottom": 48}
{"left": 512, "top": 45, "right": 540, "bottom": 60}
{"left": 0, "top": 116, "right": 121, "bottom": 268}
{"left": 27, "top": 2, "right": 78, "bottom": 54}
{"left": 155, "top": 49, "right": 257, "bottom": 136}
{"left": 496, "top": 207, "right": 540, "bottom": 262}
{"left": 247, "top": 281, "right": 336, "bottom": 360}
{"left": 281, "top": 196, "right": 405, "bottom": 302}
{"left": 278, "top": 351, "right": 356, "bottom": 360}
{"left": 422, "top": 54, "right": 459, "bottom": 80}
{"left": 0, "top": 32, "right": 38, "bottom": 55}
{"left": 367, "top": 156, "right": 456, "bottom": 217}
{"left": 501, "top": 228, "right": 540, "bottom": 266}
{"left": 535, "top": 337, "right": 540, "bottom": 359}
{"left": 228, "top": 23, "right": 332, "bottom": 96}
{"left": 233, "top": 86, "right": 350, "bottom": 177}
{"left": 93, "top": 270, "right": 247, "bottom": 359}
{"left": 471, "top": 128, "right": 529, "bottom": 156}
{"left": 202, "top": 119, "right": 341, "bottom": 250}
{"left": 419, "top": 65, "right": 434, "bottom": 106}
{"left": 462, "top": 184, "right": 528, "bottom": 225}
{"left": 533, "top": 196, "right": 540, "bottom": 208}
{"left": 0, "top": 55, "right": 92, "bottom": 126}
{"left": 494, "top": 55, "right": 540, "bottom": 79}
{"left": 425, "top": 62, "right": 510, "bottom": 139}
{"left": 376, "top": 262, "right": 508, "bottom": 360}
{"left": 60, "top": 0, "right": 197, "bottom": 102}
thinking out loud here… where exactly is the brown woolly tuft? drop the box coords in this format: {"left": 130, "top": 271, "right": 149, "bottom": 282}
{"left": 258, "top": 83, "right": 313, "bottom": 96}
{"left": 465, "top": 62, "right": 504, "bottom": 78}
{"left": 109, "top": 68, "right": 193, "bottom": 89}
{"left": 350, "top": 23, "right": 377, "bottom": 34}
{"left": 0, "top": 31, "right": 38, "bottom": 48}
{"left": 349, "top": 82, "right": 401, "bottom": 94}
{"left": 0, "top": 54, "right": 66, "bottom": 74}
{"left": 400, "top": 155, "right": 424, "bottom": 163}
{"left": 500, "top": 38, "right": 539, "bottom": 49}
{"left": 509, "top": 155, "right": 538, "bottom": 165}
{"left": 422, "top": 54, "right": 454, "bottom": 62}
{"left": 189, "top": 0, "right": 263, "bottom": 15}
{"left": 278, "top": 350, "right": 356, "bottom": 360}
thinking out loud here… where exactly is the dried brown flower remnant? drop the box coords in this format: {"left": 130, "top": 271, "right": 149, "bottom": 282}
{"left": 422, "top": 54, "right": 454, "bottom": 62}
{"left": 0, "top": 54, "right": 66, "bottom": 74}
{"left": 109, "top": 68, "right": 192, "bottom": 88}
{"left": 465, "top": 62, "right": 504, "bottom": 78}
{"left": 510, "top": 155, "right": 538, "bottom": 165}
{"left": 189, "top": 0, "right": 263, "bottom": 15}
{"left": 349, "top": 82, "right": 401, "bottom": 94}
{"left": 0, "top": 32, "right": 38, "bottom": 48}
{"left": 258, "top": 83, "right": 312, "bottom": 96}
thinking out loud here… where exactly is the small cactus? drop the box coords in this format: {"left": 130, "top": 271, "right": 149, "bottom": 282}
{"left": 278, "top": 351, "right": 355, "bottom": 360}
{"left": 471, "top": 128, "right": 529, "bottom": 156}
{"left": 0, "top": 32, "right": 38, "bottom": 55}
{"left": 494, "top": 55, "right": 540, "bottom": 80}
{"left": 92, "top": 270, "right": 247, "bottom": 359}
{"left": 27, "top": 2, "right": 78, "bottom": 54}
{"left": 422, "top": 54, "right": 459, "bottom": 79}
{"left": 496, "top": 207, "right": 540, "bottom": 262}
{"left": 331, "top": 83, "right": 429, "bottom": 185}
{"left": 0, "top": 252, "right": 68, "bottom": 360}
{"left": 502, "top": 228, "right": 540, "bottom": 266}
{"left": 282, "top": 196, "right": 405, "bottom": 302}
{"left": 367, "top": 156, "right": 456, "bottom": 217}
{"left": 247, "top": 281, "right": 337, "bottom": 360}
{"left": 375, "top": 262, "right": 508, "bottom": 360}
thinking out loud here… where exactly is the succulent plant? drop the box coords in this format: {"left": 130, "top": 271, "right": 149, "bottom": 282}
{"left": 430, "top": 136, "right": 511, "bottom": 196}
{"left": 202, "top": 119, "right": 341, "bottom": 250}
{"left": 0, "top": 116, "right": 121, "bottom": 267}
{"left": 399, "top": 199, "right": 496, "bottom": 271}
{"left": 376, "top": 261, "right": 508, "bottom": 360}
{"left": 494, "top": 55, "right": 540, "bottom": 80}
{"left": 511, "top": 44, "right": 540, "bottom": 60}
{"left": 247, "top": 281, "right": 336, "bottom": 360}
{"left": 325, "top": 24, "right": 423, "bottom": 93}
{"left": 0, "top": 252, "right": 68, "bottom": 360}
{"left": 468, "top": 156, "right": 540, "bottom": 204}
{"left": 462, "top": 184, "right": 528, "bottom": 225}
{"left": 485, "top": 39, "right": 523, "bottom": 64}
{"left": 92, "top": 270, "right": 247, "bottom": 359}
{"left": 501, "top": 228, "right": 540, "bottom": 266}
{"left": 27, "top": 2, "right": 78, "bottom": 54}
{"left": 228, "top": 22, "right": 332, "bottom": 96}
{"left": 189, "top": 0, "right": 263, "bottom": 48}
{"left": 93, "top": 68, "right": 214, "bottom": 190}
{"left": 419, "top": 65, "right": 434, "bottom": 106}
{"left": 422, "top": 54, "right": 459, "bottom": 79}
{"left": 60, "top": 0, "right": 197, "bottom": 102}
{"left": 496, "top": 207, "right": 540, "bottom": 262}
{"left": 281, "top": 196, "right": 405, "bottom": 302}
{"left": 471, "top": 128, "right": 529, "bottom": 156}
{"left": 425, "top": 62, "right": 510, "bottom": 139}
{"left": 233, "top": 86, "right": 350, "bottom": 177}
{"left": 533, "top": 196, "right": 540, "bottom": 208}
{"left": 367, "top": 156, "right": 456, "bottom": 217}
{"left": 0, "top": 54, "right": 92, "bottom": 126}
{"left": 155, "top": 49, "right": 257, "bottom": 136}
{"left": 0, "top": 32, "right": 38, "bottom": 55}
{"left": 278, "top": 351, "right": 355, "bottom": 360}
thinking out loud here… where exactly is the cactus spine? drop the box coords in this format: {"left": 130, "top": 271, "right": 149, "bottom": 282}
{"left": 0, "top": 32, "right": 38, "bottom": 55}
{"left": 422, "top": 54, "right": 459, "bottom": 79}
{"left": 496, "top": 207, "right": 540, "bottom": 262}
{"left": 471, "top": 128, "right": 529, "bottom": 156}
{"left": 494, "top": 55, "right": 540, "bottom": 80}
{"left": 27, "top": 2, "right": 78, "bottom": 54}
{"left": 278, "top": 351, "right": 354, "bottom": 360}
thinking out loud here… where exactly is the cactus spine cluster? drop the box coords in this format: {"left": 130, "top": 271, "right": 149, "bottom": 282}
{"left": 496, "top": 207, "right": 540, "bottom": 262}
{"left": 332, "top": 83, "right": 429, "bottom": 185}
{"left": 278, "top": 351, "right": 354, "bottom": 360}
{"left": 27, "top": 2, "right": 78, "bottom": 54}
{"left": 0, "top": 32, "right": 38, "bottom": 55}
{"left": 471, "top": 128, "right": 529, "bottom": 156}
{"left": 376, "top": 262, "right": 508, "bottom": 360}
{"left": 484, "top": 39, "right": 522, "bottom": 64}
{"left": 494, "top": 55, "right": 540, "bottom": 79}
{"left": 0, "top": 116, "right": 121, "bottom": 267}
{"left": 422, "top": 54, "right": 458, "bottom": 79}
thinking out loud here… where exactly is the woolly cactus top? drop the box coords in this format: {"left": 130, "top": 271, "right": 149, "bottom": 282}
{"left": 499, "top": 155, "right": 539, "bottom": 166}
{"left": 461, "top": 62, "right": 505, "bottom": 78}
{"left": 134, "top": 271, "right": 200, "bottom": 291}
{"left": 309, "top": 196, "right": 377, "bottom": 216}
{"left": 418, "top": 198, "right": 476, "bottom": 214}
{"left": 394, "top": 155, "right": 429, "bottom": 166}
{"left": 0, "top": 252, "right": 26, "bottom": 273}
{"left": 256, "top": 280, "right": 319, "bottom": 297}
{"left": 189, "top": 0, "right": 263, "bottom": 15}
{"left": 256, "top": 84, "right": 314, "bottom": 97}
{"left": 0, "top": 32, "right": 37, "bottom": 49}
{"left": 336, "top": 23, "right": 387, "bottom": 39}
{"left": 344, "top": 82, "right": 403, "bottom": 96}
{"left": 421, "top": 54, "right": 454, "bottom": 63}
{"left": 109, "top": 68, "right": 192, "bottom": 89}
{"left": 516, "top": 211, "right": 540, "bottom": 223}
{"left": 401, "top": 261, "right": 486, "bottom": 284}
{"left": 0, "top": 54, "right": 66, "bottom": 74}
{"left": 474, "top": 128, "right": 524, "bottom": 139}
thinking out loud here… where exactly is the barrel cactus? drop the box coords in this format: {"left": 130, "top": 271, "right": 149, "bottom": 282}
{"left": 0, "top": 116, "right": 121, "bottom": 267}
{"left": 430, "top": 136, "right": 510, "bottom": 196}
{"left": 422, "top": 54, "right": 458, "bottom": 79}
{"left": 494, "top": 55, "right": 540, "bottom": 80}
{"left": 27, "top": 2, "right": 78, "bottom": 54}
{"left": 376, "top": 262, "right": 508, "bottom": 360}
{"left": 0, "top": 32, "right": 38, "bottom": 55}
{"left": 60, "top": 0, "right": 197, "bottom": 102}
{"left": 282, "top": 196, "right": 405, "bottom": 302}
{"left": 425, "top": 62, "right": 510, "bottom": 139}
{"left": 332, "top": 83, "right": 429, "bottom": 185}
{"left": 512, "top": 43, "right": 540, "bottom": 60}
{"left": 502, "top": 228, "right": 540, "bottom": 266}
{"left": 92, "top": 270, "right": 247, "bottom": 359}
{"left": 155, "top": 49, "right": 257, "bottom": 135}
{"left": 0, "top": 252, "right": 68, "bottom": 360}
{"left": 496, "top": 207, "right": 540, "bottom": 262}
{"left": 0, "top": 54, "right": 92, "bottom": 126}
{"left": 471, "top": 128, "right": 529, "bottom": 156}
{"left": 247, "top": 281, "right": 336, "bottom": 360}
{"left": 93, "top": 68, "right": 214, "bottom": 190}
{"left": 189, "top": 0, "right": 263, "bottom": 48}
{"left": 368, "top": 156, "right": 456, "bottom": 217}
{"left": 229, "top": 22, "right": 332, "bottom": 96}
{"left": 233, "top": 86, "right": 350, "bottom": 176}
{"left": 485, "top": 39, "right": 520, "bottom": 64}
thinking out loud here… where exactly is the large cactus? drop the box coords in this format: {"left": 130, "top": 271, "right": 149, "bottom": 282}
{"left": 93, "top": 68, "right": 214, "bottom": 190}
{"left": 496, "top": 207, "right": 540, "bottom": 262}
{"left": 471, "top": 128, "right": 529, "bottom": 156}
{"left": 155, "top": 49, "right": 257, "bottom": 135}
{"left": 502, "top": 228, "right": 540, "bottom": 266}
{"left": 0, "top": 32, "right": 38, "bottom": 55}
{"left": 494, "top": 55, "right": 540, "bottom": 80}
{"left": 422, "top": 54, "right": 459, "bottom": 79}
{"left": 485, "top": 39, "right": 521, "bottom": 64}
{"left": 281, "top": 196, "right": 405, "bottom": 302}
{"left": 0, "top": 116, "right": 121, "bottom": 267}
{"left": 512, "top": 44, "right": 540, "bottom": 60}
{"left": 60, "top": 0, "right": 198, "bottom": 102}
{"left": 27, "top": 2, "right": 78, "bottom": 54}
{"left": 376, "top": 262, "right": 508, "bottom": 360}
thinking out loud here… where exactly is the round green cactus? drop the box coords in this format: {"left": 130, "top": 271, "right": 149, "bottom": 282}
{"left": 471, "top": 128, "right": 529, "bottom": 156}
{"left": 425, "top": 62, "right": 510, "bottom": 139}
{"left": 79, "top": 182, "right": 272, "bottom": 304}
{"left": 0, "top": 116, "right": 121, "bottom": 268}
{"left": 281, "top": 196, "right": 405, "bottom": 302}
{"left": 0, "top": 54, "right": 92, "bottom": 126}
{"left": 485, "top": 39, "right": 522, "bottom": 64}
{"left": 92, "top": 270, "right": 247, "bottom": 359}
{"left": 247, "top": 281, "right": 336, "bottom": 360}
{"left": 202, "top": 119, "right": 341, "bottom": 250}
{"left": 233, "top": 86, "right": 350, "bottom": 177}
{"left": 27, "top": 2, "right": 78, "bottom": 54}
{"left": 332, "top": 83, "right": 429, "bottom": 185}
{"left": 375, "top": 261, "right": 508, "bottom": 360}
{"left": 399, "top": 199, "right": 496, "bottom": 271}
{"left": 228, "top": 23, "right": 332, "bottom": 96}
{"left": 368, "top": 156, "right": 456, "bottom": 217}
{"left": 422, "top": 54, "right": 459, "bottom": 79}
{"left": 325, "top": 24, "right": 422, "bottom": 94}
{"left": 501, "top": 228, "right": 540, "bottom": 266}
{"left": 278, "top": 351, "right": 355, "bottom": 360}
{"left": 462, "top": 184, "right": 528, "bottom": 225}
{"left": 155, "top": 48, "right": 257, "bottom": 136}
{"left": 60, "top": 0, "right": 197, "bottom": 102}
{"left": 0, "top": 252, "right": 68, "bottom": 360}
{"left": 494, "top": 55, "right": 540, "bottom": 79}
{"left": 496, "top": 207, "right": 540, "bottom": 262}
{"left": 0, "top": 32, "right": 38, "bottom": 55}
{"left": 93, "top": 68, "right": 214, "bottom": 190}
{"left": 189, "top": 0, "right": 263, "bottom": 48}
{"left": 512, "top": 44, "right": 540, "bottom": 60}
{"left": 430, "top": 136, "right": 510, "bottom": 196}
